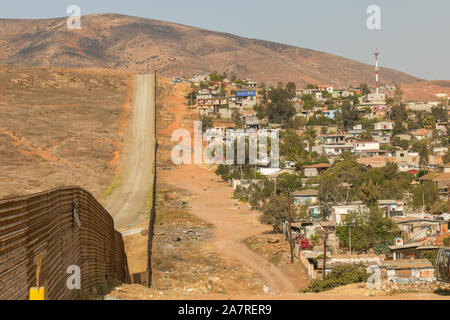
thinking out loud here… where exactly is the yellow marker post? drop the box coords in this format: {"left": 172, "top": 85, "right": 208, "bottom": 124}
{"left": 29, "top": 287, "right": 45, "bottom": 300}
{"left": 29, "top": 254, "right": 45, "bottom": 300}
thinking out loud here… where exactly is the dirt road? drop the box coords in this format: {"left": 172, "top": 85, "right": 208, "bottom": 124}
{"left": 157, "top": 83, "right": 299, "bottom": 294}
{"left": 105, "top": 74, "right": 155, "bottom": 229}
{"left": 159, "top": 166, "right": 299, "bottom": 294}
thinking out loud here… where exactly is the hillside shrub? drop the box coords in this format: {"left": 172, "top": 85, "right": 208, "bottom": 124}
{"left": 302, "top": 264, "right": 370, "bottom": 293}
{"left": 444, "top": 237, "right": 450, "bottom": 247}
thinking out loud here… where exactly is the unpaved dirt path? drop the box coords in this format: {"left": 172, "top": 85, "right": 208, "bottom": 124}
{"left": 158, "top": 83, "right": 299, "bottom": 294}
{"left": 105, "top": 74, "right": 155, "bottom": 229}
{"left": 160, "top": 166, "right": 298, "bottom": 294}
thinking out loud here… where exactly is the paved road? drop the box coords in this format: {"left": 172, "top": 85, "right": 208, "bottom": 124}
{"left": 105, "top": 74, "right": 155, "bottom": 229}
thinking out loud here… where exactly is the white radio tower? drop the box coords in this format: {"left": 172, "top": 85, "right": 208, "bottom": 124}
{"left": 374, "top": 49, "right": 380, "bottom": 94}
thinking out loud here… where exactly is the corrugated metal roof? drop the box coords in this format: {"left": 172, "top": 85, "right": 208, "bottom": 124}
{"left": 382, "top": 259, "right": 432, "bottom": 269}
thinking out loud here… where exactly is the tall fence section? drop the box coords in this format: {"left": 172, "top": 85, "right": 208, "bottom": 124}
{"left": 0, "top": 186, "right": 130, "bottom": 300}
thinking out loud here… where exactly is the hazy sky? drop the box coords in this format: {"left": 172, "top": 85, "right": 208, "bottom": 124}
{"left": 1, "top": 0, "right": 449, "bottom": 80}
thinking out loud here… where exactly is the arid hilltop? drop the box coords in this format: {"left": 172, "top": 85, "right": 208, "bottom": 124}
{"left": 0, "top": 13, "right": 419, "bottom": 86}
{"left": 0, "top": 64, "right": 133, "bottom": 199}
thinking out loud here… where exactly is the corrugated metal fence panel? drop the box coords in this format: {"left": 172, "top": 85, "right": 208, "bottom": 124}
{"left": 0, "top": 186, "right": 129, "bottom": 300}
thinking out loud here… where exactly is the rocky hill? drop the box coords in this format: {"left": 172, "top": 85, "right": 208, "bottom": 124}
{"left": 0, "top": 13, "right": 419, "bottom": 86}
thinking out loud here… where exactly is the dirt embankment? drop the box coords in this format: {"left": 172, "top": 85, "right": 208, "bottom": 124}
{"left": 0, "top": 64, "right": 133, "bottom": 199}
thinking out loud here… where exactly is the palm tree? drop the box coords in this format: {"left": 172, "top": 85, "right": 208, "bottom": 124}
{"left": 304, "top": 127, "right": 317, "bottom": 146}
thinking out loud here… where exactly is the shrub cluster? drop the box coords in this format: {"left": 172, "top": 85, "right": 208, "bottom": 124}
{"left": 303, "top": 264, "right": 370, "bottom": 293}
{"left": 444, "top": 237, "right": 450, "bottom": 247}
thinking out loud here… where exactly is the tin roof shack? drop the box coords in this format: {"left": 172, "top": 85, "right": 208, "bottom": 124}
{"left": 378, "top": 200, "right": 405, "bottom": 217}
{"left": 380, "top": 259, "right": 435, "bottom": 284}
{"left": 388, "top": 243, "right": 420, "bottom": 260}
{"left": 292, "top": 189, "right": 319, "bottom": 205}
{"left": 302, "top": 163, "right": 331, "bottom": 177}
{"left": 388, "top": 243, "right": 440, "bottom": 260}
{"left": 393, "top": 216, "right": 448, "bottom": 242}
{"left": 419, "top": 163, "right": 450, "bottom": 197}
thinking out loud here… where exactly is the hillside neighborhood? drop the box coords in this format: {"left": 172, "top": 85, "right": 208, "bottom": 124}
{"left": 173, "top": 68, "right": 450, "bottom": 292}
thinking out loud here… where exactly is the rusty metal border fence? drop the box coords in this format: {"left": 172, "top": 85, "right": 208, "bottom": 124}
{"left": 0, "top": 186, "right": 130, "bottom": 300}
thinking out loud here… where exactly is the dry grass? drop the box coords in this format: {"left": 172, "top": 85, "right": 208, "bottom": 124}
{"left": 0, "top": 64, "right": 133, "bottom": 199}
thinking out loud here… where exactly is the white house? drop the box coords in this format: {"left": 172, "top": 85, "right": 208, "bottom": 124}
{"left": 354, "top": 141, "right": 380, "bottom": 152}
{"left": 323, "top": 144, "right": 355, "bottom": 156}
{"left": 374, "top": 121, "right": 394, "bottom": 131}
{"left": 332, "top": 203, "right": 369, "bottom": 225}
{"left": 292, "top": 189, "right": 319, "bottom": 205}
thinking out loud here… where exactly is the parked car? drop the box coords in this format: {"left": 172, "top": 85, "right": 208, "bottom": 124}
{"left": 435, "top": 247, "right": 450, "bottom": 284}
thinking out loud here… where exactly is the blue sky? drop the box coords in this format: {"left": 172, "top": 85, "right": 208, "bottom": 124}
{"left": 1, "top": 0, "right": 449, "bottom": 80}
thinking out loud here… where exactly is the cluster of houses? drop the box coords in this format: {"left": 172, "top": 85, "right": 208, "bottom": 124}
{"left": 290, "top": 210, "right": 449, "bottom": 284}
{"left": 180, "top": 73, "right": 450, "bottom": 285}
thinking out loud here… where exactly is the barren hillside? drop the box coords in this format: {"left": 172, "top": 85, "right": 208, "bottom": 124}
{"left": 398, "top": 80, "right": 450, "bottom": 102}
{"left": 0, "top": 64, "right": 133, "bottom": 199}
{"left": 0, "top": 13, "right": 419, "bottom": 86}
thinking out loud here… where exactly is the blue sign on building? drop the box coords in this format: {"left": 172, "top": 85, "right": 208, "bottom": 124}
{"left": 236, "top": 90, "right": 257, "bottom": 97}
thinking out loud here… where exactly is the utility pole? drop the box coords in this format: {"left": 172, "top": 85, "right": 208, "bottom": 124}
{"left": 323, "top": 232, "right": 328, "bottom": 280}
{"left": 287, "top": 189, "right": 294, "bottom": 264}
{"left": 349, "top": 225, "right": 352, "bottom": 262}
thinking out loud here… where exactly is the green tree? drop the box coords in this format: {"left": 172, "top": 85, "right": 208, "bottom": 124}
{"left": 232, "top": 111, "right": 243, "bottom": 129}
{"left": 266, "top": 85, "right": 296, "bottom": 126}
{"left": 360, "top": 130, "right": 373, "bottom": 141}
{"left": 423, "top": 115, "right": 436, "bottom": 129}
{"left": 289, "top": 116, "right": 307, "bottom": 129}
{"left": 432, "top": 105, "right": 448, "bottom": 122}
{"left": 215, "top": 164, "right": 233, "bottom": 181}
{"left": 443, "top": 149, "right": 450, "bottom": 164}
{"left": 338, "top": 101, "right": 359, "bottom": 129}
{"left": 316, "top": 155, "right": 364, "bottom": 205}
{"left": 277, "top": 173, "right": 303, "bottom": 191}
{"left": 201, "top": 115, "right": 214, "bottom": 133}
{"left": 390, "top": 104, "right": 408, "bottom": 121}
{"left": 412, "top": 140, "right": 431, "bottom": 169}
{"left": 260, "top": 194, "right": 290, "bottom": 232}
{"left": 303, "top": 264, "right": 370, "bottom": 293}
{"left": 209, "top": 72, "right": 224, "bottom": 82}
{"left": 286, "top": 82, "right": 296, "bottom": 98}
{"left": 359, "top": 180, "right": 381, "bottom": 207}
{"left": 393, "top": 119, "right": 407, "bottom": 135}
{"left": 359, "top": 162, "right": 412, "bottom": 200}
{"left": 186, "top": 91, "right": 197, "bottom": 105}
{"left": 304, "top": 127, "right": 317, "bottom": 146}
{"left": 411, "top": 181, "right": 440, "bottom": 211}
{"left": 360, "top": 83, "right": 370, "bottom": 95}
{"left": 393, "top": 84, "right": 403, "bottom": 105}
{"left": 280, "top": 129, "right": 307, "bottom": 162}
{"left": 336, "top": 207, "right": 400, "bottom": 252}
{"left": 306, "top": 83, "right": 318, "bottom": 89}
